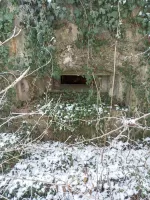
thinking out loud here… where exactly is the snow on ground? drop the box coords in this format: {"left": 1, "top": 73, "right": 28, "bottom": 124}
{"left": 0, "top": 133, "right": 150, "bottom": 200}
{"left": 0, "top": 132, "right": 20, "bottom": 149}
{"left": 37, "top": 101, "right": 128, "bottom": 131}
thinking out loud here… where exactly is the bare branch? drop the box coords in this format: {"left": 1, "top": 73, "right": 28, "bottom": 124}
{"left": 0, "top": 67, "right": 30, "bottom": 95}
{"left": 0, "top": 26, "right": 22, "bottom": 47}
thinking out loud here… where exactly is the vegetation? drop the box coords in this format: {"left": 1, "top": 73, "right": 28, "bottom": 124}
{"left": 0, "top": 1, "right": 150, "bottom": 199}
{"left": 0, "top": 0, "right": 150, "bottom": 103}
{"left": 0, "top": 0, "right": 149, "bottom": 130}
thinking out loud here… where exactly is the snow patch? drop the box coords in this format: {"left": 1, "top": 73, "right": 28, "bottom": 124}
{"left": 0, "top": 135, "right": 150, "bottom": 199}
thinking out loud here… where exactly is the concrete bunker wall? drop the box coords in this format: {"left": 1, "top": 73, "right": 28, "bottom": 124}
{"left": 4, "top": 4, "right": 147, "bottom": 107}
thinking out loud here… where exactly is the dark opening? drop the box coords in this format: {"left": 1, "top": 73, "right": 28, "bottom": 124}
{"left": 61, "top": 75, "right": 87, "bottom": 84}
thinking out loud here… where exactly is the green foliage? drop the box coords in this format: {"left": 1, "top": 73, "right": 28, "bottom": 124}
{"left": 0, "top": 150, "right": 20, "bottom": 173}
{"left": 3, "top": 0, "right": 147, "bottom": 72}
{"left": 1, "top": 0, "right": 149, "bottom": 73}
{"left": 58, "top": 0, "right": 149, "bottom": 45}
{"left": 0, "top": 6, "right": 14, "bottom": 41}
{"left": 0, "top": 0, "right": 150, "bottom": 113}
{"left": 119, "top": 62, "right": 138, "bottom": 86}
{"left": 0, "top": 2, "right": 15, "bottom": 72}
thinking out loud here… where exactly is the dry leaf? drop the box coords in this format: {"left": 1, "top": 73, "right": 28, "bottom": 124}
{"left": 67, "top": 184, "right": 72, "bottom": 193}
{"left": 88, "top": 189, "right": 92, "bottom": 195}
{"left": 62, "top": 185, "right": 66, "bottom": 193}
{"left": 83, "top": 176, "right": 88, "bottom": 184}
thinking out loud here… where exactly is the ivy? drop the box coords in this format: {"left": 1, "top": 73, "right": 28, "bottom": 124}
{"left": 1, "top": 0, "right": 149, "bottom": 72}
{"left": 0, "top": 1, "right": 15, "bottom": 72}
{"left": 0, "top": 0, "right": 150, "bottom": 112}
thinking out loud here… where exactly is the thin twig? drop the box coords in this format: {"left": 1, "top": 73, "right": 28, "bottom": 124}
{"left": 0, "top": 26, "right": 22, "bottom": 46}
